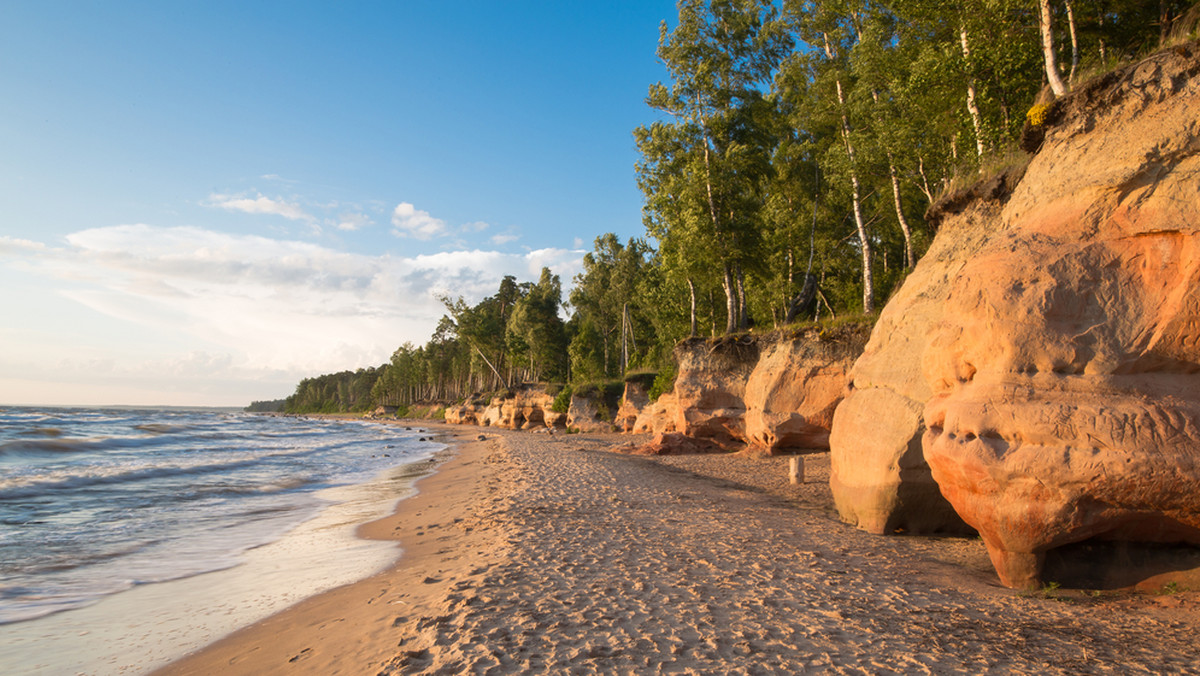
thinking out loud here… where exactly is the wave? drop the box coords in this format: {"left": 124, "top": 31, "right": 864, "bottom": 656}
{"left": 0, "top": 456, "right": 291, "bottom": 501}
{"left": 133, "top": 423, "right": 191, "bottom": 435}
{"left": 0, "top": 438, "right": 102, "bottom": 458}
{"left": 17, "top": 427, "right": 65, "bottom": 438}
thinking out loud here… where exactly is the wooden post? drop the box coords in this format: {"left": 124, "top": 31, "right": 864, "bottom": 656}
{"left": 789, "top": 456, "right": 804, "bottom": 484}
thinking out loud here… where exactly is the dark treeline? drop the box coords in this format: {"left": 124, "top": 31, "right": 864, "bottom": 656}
{"left": 278, "top": 0, "right": 1195, "bottom": 415}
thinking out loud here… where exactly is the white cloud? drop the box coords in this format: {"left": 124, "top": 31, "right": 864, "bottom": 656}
{"left": 462, "top": 220, "right": 490, "bottom": 233}
{"left": 0, "top": 225, "right": 584, "bottom": 405}
{"left": 333, "top": 212, "right": 372, "bottom": 231}
{"left": 490, "top": 231, "right": 519, "bottom": 246}
{"left": 209, "top": 193, "right": 312, "bottom": 221}
{"left": 0, "top": 236, "right": 47, "bottom": 254}
{"left": 391, "top": 202, "right": 447, "bottom": 240}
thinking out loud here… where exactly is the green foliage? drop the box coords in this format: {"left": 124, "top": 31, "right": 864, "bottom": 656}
{"left": 572, "top": 380, "right": 624, "bottom": 400}
{"left": 245, "top": 399, "right": 286, "bottom": 413}
{"left": 284, "top": 367, "right": 383, "bottom": 414}
{"left": 568, "top": 234, "right": 654, "bottom": 378}
{"left": 551, "top": 385, "right": 573, "bottom": 414}
{"left": 1159, "top": 580, "right": 1188, "bottom": 595}
{"left": 648, "top": 362, "right": 677, "bottom": 402}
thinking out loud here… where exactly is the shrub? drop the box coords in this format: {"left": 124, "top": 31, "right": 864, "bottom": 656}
{"left": 648, "top": 363, "right": 677, "bottom": 402}
{"left": 1026, "top": 102, "right": 1051, "bottom": 127}
{"left": 551, "top": 385, "right": 572, "bottom": 413}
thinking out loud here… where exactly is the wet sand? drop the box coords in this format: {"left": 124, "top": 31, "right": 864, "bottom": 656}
{"left": 159, "top": 425, "right": 1200, "bottom": 675}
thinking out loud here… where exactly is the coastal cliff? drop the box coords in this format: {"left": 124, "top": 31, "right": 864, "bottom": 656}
{"left": 441, "top": 326, "right": 867, "bottom": 457}
{"left": 831, "top": 42, "right": 1200, "bottom": 587}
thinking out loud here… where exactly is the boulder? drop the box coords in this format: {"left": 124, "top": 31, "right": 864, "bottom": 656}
{"left": 922, "top": 45, "right": 1200, "bottom": 588}
{"left": 620, "top": 432, "right": 727, "bottom": 456}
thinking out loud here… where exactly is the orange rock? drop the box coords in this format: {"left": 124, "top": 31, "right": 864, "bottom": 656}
{"left": 743, "top": 335, "right": 861, "bottom": 453}
{"left": 631, "top": 332, "right": 863, "bottom": 454}
{"left": 614, "top": 378, "right": 652, "bottom": 432}
{"left": 632, "top": 391, "right": 678, "bottom": 435}
{"left": 835, "top": 44, "right": 1200, "bottom": 587}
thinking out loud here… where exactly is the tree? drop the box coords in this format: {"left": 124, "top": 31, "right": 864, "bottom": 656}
{"left": 506, "top": 268, "right": 568, "bottom": 382}
{"left": 1039, "top": 0, "right": 1070, "bottom": 95}
{"left": 639, "top": 0, "right": 792, "bottom": 333}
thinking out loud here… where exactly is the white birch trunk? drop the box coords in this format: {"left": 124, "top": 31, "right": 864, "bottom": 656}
{"left": 1038, "top": 0, "right": 1069, "bottom": 96}
{"left": 825, "top": 33, "right": 874, "bottom": 313}
{"left": 888, "top": 154, "right": 915, "bottom": 268}
{"left": 960, "top": 23, "right": 986, "bottom": 158}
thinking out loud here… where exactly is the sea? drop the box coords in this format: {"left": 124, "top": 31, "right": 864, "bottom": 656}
{"left": 0, "top": 406, "right": 442, "bottom": 674}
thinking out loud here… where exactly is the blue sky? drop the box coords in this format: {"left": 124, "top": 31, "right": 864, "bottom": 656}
{"left": 0, "top": 1, "right": 678, "bottom": 406}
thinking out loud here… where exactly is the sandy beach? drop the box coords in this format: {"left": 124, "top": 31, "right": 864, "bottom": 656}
{"left": 158, "top": 424, "right": 1200, "bottom": 675}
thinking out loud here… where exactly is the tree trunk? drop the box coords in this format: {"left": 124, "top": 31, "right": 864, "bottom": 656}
{"left": 825, "top": 32, "right": 874, "bottom": 313}
{"left": 620, "top": 302, "right": 629, "bottom": 375}
{"left": 1038, "top": 0, "right": 1068, "bottom": 96}
{"left": 835, "top": 79, "right": 873, "bottom": 314}
{"left": 736, "top": 265, "right": 750, "bottom": 330}
{"left": 887, "top": 154, "right": 915, "bottom": 268}
{"left": 702, "top": 134, "right": 739, "bottom": 333}
{"left": 1065, "top": 0, "right": 1079, "bottom": 85}
{"left": 784, "top": 274, "right": 818, "bottom": 323}
{"left": 917, "top": 155, "right": 935, "bottom": 205}
{"left": 722, "top": 262, "right": 738, "bottom": 334}
{"left": 960, "top": 22, "right": 986, "bottom": 158}
{"left": 687, "top": 277, "right": 698, "bottom": 337}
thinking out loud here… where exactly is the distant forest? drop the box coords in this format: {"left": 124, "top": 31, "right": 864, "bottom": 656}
{"left": 274, "top": 0, "right": 1197, "bottom": 415}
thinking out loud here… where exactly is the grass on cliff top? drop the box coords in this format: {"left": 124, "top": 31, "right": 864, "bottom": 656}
{"left": 936, "top": 34, "right": 1200, "bottom": 212}
{"left": 689, "top": 312, "right": 877, "bottom": 347}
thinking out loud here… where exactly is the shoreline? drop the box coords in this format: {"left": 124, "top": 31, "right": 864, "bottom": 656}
{"left": 0, "top": 419, "right": 448, "bottom": 676}
{"left": 153, "top": 424, "right": 511, "bottom": 675}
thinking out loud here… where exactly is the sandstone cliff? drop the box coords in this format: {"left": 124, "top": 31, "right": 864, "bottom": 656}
{"left": 830, "top": 42, "right": 1200, "bottom": 587}
{"left": 631, "top": 327, "right": 867, "bottom": 454}
{"left": 444, "top": 384, "right": 564, "bottom": 430}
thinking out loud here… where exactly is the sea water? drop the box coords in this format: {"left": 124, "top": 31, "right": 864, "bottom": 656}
{"left": 0, "top": 407, "right": 441, "bottom": 673}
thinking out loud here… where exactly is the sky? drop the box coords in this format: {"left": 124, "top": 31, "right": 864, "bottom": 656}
{"left": 0, "top": 1, "right": 679, "bottom": 407}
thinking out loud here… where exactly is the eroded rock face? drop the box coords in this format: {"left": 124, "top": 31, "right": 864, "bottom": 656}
{"left": 922, "top": 46, "right": 1200, "bottom": 588}
{"left": 614, "top": 379, "right": 652, "bottom": 433}
{"left": 833, "top": 44, "right": 1200, "bottom": 586}
{"left": 632, "top": 391, "right": 678, "bottom": 435}
{"left": 631, "top": 331, "right": 863, "bottom": 453}
{"left": 444, "top": 402, "right": 482, "bottom": 426}
{"left": 668, "top": 337, "right": 759, "bottom": 445}
{"left": 743, "top": 334, "right": 863, "bottom": 453}
{"left": 828, "top": 199, "right": 993, "bottom": 535}
{"left": 444, "top": 386, "right": 559, "bottom": 430}
{"left": 567, "top": 387, "right": 619, "bottom": 433}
